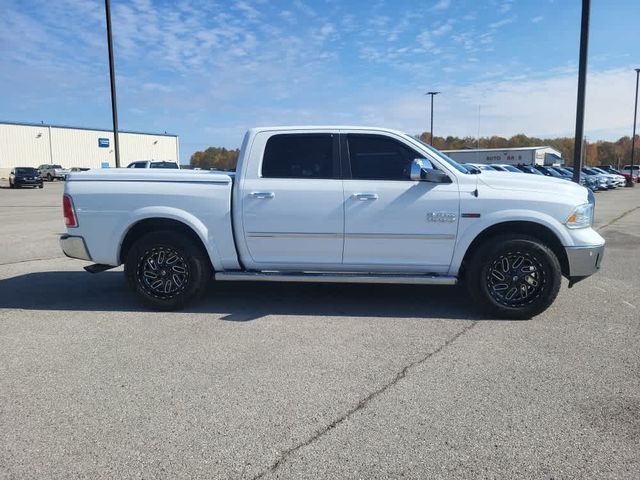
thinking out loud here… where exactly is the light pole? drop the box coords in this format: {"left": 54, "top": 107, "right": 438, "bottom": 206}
{"left": 105, "top": 0, "right": 120, "bottom": 168}
{"left": 426, "top": 91, "right": 440, "bottom": 145}
{"left": 571, "top": 0, "right": 590, "bottom": 184}
{"left": 630, "top": 68, "right": 640, "bottom": 186}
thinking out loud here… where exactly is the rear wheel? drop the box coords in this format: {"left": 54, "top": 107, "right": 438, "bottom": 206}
{"left": 466, "top": 234, "right": 561, "bottom": 319}
{"left": 124, "top": 230, "right": 212, "bottom": 311}
{"left": 47, "top": 173, "right": 53, "bottom": 182}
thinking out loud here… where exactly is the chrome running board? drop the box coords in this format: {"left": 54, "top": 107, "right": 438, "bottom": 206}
{"left": 215, "top": 271, "right": 457, "bottom": 285}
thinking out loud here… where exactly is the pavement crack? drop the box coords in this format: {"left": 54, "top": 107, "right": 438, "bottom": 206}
{"left": 0, "top": 256, "right": 63, "bottom": 267}
{"left": 251, "top": 321, "right": 478, "bottom": 480}
{"left": 598, "top": 205, "right": 639, "bottom": 230}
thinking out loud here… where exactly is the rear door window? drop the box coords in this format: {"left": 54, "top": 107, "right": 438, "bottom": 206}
{"left": 261, "top": 134, "right": 336, "bottom": 179}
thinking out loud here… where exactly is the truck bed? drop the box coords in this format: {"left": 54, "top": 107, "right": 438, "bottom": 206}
{"left": 64, "top": 169, "right": 239, "bottom": 270}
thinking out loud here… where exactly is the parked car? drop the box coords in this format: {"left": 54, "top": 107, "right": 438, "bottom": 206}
{"left": 550, "top": 167, "right": 596, "bottom": 191}
{"left": 70, "top": 167, "right": 90, "bottom": 172}
{"left": 583, "top": 167, "right": 617, "bottom": 189}
{"left": 9, "top": 167, "right": 43, "bottom": 189}
{"left": 490, "top": 164, "right": 523, "bottom": 173}
{"left": 590, "top": 167, "right": 625, "bottom": 187}
{"left": 516, "top": 165, "right": 545, "bottom": 175}
{"left": 38, "top": 164, "right": 70, "bottom": 181}
{"left": 565, "top": 167, "right": 608, "bottom": 191}
{"left": 621, "top": 165, "right": 639, "bottom": 181}
{"left": 465, "top": 163, "right": 498, "bottom": 171}
{"left": 126, "top": 160, "right": 180, "bottom": 169}
{"left": 600, "top": 165, "right": 634, "bottom": 185}
{"left": 597, "top": 165, "right": 623, "bottom": 175}
{"left": 60, "top": 126, "right": 604, "bottom": 319}
{"left": 534, "top": 165, "right": 571, "bottom": 181}
{"left": 461, "top": 163, "right": 481, "bottom": 174}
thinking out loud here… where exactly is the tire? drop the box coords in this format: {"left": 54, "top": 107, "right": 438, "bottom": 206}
{"left": 9, "top": 180, "right": 14, "bottom": 189}
{"left": 47, "top": 174, "right": 53, "bottom": 182}
{"left": 38, "top": 184, "right": 43, "bottom": 189}
{"left": 124, "top": 230, "right": 212, "bottom": 311}
{"left": 465, "top": 234, "right": 561, "bottom": 319}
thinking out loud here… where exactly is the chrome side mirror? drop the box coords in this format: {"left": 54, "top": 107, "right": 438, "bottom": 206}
{"left": 410, "top": 158, "right": 451, "bottom": 183}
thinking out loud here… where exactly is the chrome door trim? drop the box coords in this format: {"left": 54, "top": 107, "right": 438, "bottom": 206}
{"left": 247, "top": 232, "right": 341, "bottom": 238}
{"left": 345, "top": 233, "right": 455, "bottom": 240}
{"left": 246, "top": 232, "right": 454, "bottom": 240}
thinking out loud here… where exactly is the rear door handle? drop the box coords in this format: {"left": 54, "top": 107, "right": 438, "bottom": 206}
{"left": 250, "top": 192, "right": 275, "bottom": 199}
{"left": 352, "top": 193, "right": 378, "bottom": 201}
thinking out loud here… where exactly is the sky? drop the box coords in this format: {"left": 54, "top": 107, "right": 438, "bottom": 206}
{"left": 1, "top": 0, "right": 639, "bottom": 162}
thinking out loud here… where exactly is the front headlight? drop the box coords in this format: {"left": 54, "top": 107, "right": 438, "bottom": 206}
{"left": 565, "top": 203, "right": 593, "bottom": 229}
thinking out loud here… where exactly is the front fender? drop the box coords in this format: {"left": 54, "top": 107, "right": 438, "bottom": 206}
{"left": 449, "top": 209, "right": 573, "bottom": 276}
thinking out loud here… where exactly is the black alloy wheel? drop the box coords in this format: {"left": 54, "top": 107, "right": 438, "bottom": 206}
{"left": 485, "top": 250, "right": 546, "bottom": 308}
{"left": 137, "top": 246, "right": 190, "bottom": 300}
{"left": 466, "top": 234, "right": 561, "bottom": 319}
{"left": 124, "top": 230, "right": 212, "bottom": 311}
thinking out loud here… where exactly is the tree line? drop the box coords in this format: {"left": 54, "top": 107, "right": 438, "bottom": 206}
{"left": 190, "top": 147, "right": 240, "bottom": 171}
{"left": 419, "top": 132, "right": 636, "bottom": 168}
{"left": 190, "top": 134, "right": 637, "bottom": 170}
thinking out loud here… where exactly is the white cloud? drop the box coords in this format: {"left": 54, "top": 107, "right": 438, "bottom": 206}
{"left": 498, "top": 1, "right": 513, "bottom": 14}
{"left": 432, "top": 22, "right": 453, "bottom": 37}
{"left": 431, "top": 0, "right": 451, "bottom": 11}
{"left": 531, "top": 16, "right": 544, "bottom": 23}
{"left": 353, "top": 68, "right": 636, "bottom": 141}
{"left": 489, "top": 17, "right": 515, "bottom": 29}
{"left": 417, "top": 31, "right": 435, "bottom": 49}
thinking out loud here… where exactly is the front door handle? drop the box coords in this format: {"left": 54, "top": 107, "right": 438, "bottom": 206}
{"left": 352, "top": 193, "right": 379, "bottom": 201}
{"left": 250, "top": 192, "right": 275, "bottom": 199}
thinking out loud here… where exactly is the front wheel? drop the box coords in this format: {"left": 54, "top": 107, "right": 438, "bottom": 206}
{"left": 124, "top": 230, "right": 212, "bottom": 311}
{"left": 465, "top": 234, "right": 561, "bottom": 319}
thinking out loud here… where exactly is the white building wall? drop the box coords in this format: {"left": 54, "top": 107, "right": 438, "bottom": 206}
{"left": 0, "top": 122, "right": 178, "bottom": 176}
{"left": 442, "top": 147, "right": 563, "bottom": 166}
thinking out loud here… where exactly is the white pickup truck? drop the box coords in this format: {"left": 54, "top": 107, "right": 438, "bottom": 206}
{"left": 60, "top": 126, "right": 604, "bottom": 318}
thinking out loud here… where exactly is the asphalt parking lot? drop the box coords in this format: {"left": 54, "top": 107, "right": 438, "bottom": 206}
{"left": 1, "top": 181, "right": 639, "bottom": 479}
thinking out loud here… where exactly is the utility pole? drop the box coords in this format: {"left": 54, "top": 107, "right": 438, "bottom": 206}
{"left": 571, "top": 0, "right": 590, "bottom": 184}
{"left": 630, "top": 68, "right": 640, "bottom": 186}
{"left": 105, "top": 0, "right": 120, "bottom": 167}
{"left": 426, "top": 91, "right": 440, "bottom": 145}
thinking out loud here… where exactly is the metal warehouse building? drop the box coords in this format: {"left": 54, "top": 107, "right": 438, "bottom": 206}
{"left": 0, "top": 121, "right": 179, "bottom": 177}
{"left": 442, "top": 146, "right": 564, "bottom": 166}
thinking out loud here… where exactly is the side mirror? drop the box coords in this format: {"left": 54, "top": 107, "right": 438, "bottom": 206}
{"left": 410, "top": 159, "right": 451, "bottom": 183}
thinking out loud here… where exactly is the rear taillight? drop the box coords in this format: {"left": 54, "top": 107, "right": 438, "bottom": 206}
{"left": 63, "top": 194, "right": 78, "bottom": 227}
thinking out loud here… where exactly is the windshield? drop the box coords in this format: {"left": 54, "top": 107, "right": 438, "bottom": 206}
{"left": 51, "top": 165, "right": 62, "bottom": 169}
{"left": 543, "top": 168, "right": 562, "bottom": 177}
{"left": 521, "top": 166, "right": 543, "bottom": 175}
{"left": 406, "top": 135, "right": 469, "bottom": 173}
{"left": 502, "top": 165, "right": 521, "bottom": 172}
{"left": 16, "top": 168, "right": 38, "bottom": 175}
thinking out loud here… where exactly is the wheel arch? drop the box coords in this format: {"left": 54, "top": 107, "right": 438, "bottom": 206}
{"left": 457, "top": 221, "right": 569, "bottom": 279}
{"left": 118, "top": 217, "right": 216, "bottom": 271}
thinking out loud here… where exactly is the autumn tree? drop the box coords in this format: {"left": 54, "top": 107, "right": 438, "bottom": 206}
{"left": 190, "top": 147, "right": 240, "bottom": 171}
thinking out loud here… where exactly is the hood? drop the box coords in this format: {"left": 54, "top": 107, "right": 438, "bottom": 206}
{"left": 477, "top": 171, "right": 588, "bottom": 201}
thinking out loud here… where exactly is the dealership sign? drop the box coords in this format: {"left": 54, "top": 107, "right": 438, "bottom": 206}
{"left": 98, "top": 138, "right": 110, "bottom": 148}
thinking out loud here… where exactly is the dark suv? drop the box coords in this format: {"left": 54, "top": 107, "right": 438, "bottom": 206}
{"left": 9, "top": 167, "right": 43, "bottom": 189}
